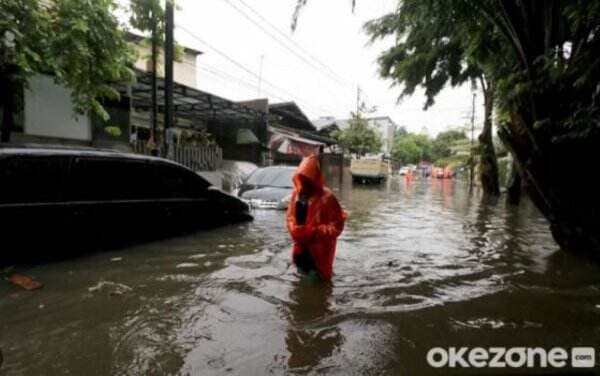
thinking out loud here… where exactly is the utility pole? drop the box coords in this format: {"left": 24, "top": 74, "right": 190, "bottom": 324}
{"left": 150, "top": 11, "right": 158, "bottom": 156}
{"left": 356, "top": 85, "right": 361, "bottom": 117}
{"left": 470, "top": 92, "right": 476, "bottom": 190}
{"left": 163, "top": 0, "right": 175, "bottom": 157}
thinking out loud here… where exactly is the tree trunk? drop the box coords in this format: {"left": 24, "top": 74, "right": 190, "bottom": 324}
{"left": 506, "top": 160, "right": 522, "bottom": 205}
{"left": 478, "top": 85, "right": 500, "bottom": 196}
{"left": 0, "top": 75, "right": 15, "bottom": 143}
{"left": 498, "top": 117, "right": 600, "bottom": 254}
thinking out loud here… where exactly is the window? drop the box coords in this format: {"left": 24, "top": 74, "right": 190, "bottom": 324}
{"left": 246, "top": 167, "right": 294, "bottom": 188}
{"left": 0, "top": 156, "right": 69, "bottom": 204}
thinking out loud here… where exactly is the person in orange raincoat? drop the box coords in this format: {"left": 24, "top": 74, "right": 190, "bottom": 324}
{"left": 287, "top": 155, "right": 347, "bottom": 281}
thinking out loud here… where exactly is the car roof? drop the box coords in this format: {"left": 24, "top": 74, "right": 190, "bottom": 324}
{"left": 0, "top": 145, "right": 174, "bottom": 165}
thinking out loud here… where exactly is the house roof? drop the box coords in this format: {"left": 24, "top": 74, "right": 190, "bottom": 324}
{"left": 269, "top": 124, "right": 337, "bottom": 146}
{"left": 269, "top": 102, "right": 316, "bottom": 132}
{"left": 313, "top": 116, "right": 398, "bottom": 131}
{"left": 115, "top": 69, "right": 266, "bottom": 124}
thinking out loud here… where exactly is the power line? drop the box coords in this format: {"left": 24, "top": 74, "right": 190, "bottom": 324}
{"left": 198, "top": 64, "right": 287, "bottom": 102}
{"left": 176, "top": 24, "right": 337, "bottom": 115}
{"left": 223, "top": 0, "right": 349, "bottom": 87}
{"left": 221, "top": 0, "right": 357, "bottom": 109}
{"left": 120, "top": 0, "right": 373, "bottom": 117}
{"left": 179, "top": 61, "right": 335, "bottom": 127}
{"left": 233, "top": 0, "right": 354, "bottom": 87}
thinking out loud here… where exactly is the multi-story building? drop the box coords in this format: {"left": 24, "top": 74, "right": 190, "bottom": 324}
{"left": 313, "top": 115, "right": 398, "bottom": 155}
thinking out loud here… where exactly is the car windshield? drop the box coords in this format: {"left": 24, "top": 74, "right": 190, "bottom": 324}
{"left": 245, "top": 167, "right": 294, "bottom": 188}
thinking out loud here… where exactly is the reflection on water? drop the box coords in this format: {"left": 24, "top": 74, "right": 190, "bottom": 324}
{"left": 2, "top": 177, "right": 600, "bottom": 375}
{"left": 285, "top": 281, "right": 340, "bottom": 373}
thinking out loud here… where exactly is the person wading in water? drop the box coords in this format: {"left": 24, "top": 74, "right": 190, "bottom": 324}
{"left": 287, "top": 155, "right": 347, "bottom": 281}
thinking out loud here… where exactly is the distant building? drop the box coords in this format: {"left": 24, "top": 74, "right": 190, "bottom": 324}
{"left": 127, "top": 33, "right": 202, "bottom": 89}
{"left": 312, "top": 115, "right": 398, "bottom": 155}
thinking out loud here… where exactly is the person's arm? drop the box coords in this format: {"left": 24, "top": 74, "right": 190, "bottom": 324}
{"left": 315, "top": 194, "right": 347, "bottom": 238}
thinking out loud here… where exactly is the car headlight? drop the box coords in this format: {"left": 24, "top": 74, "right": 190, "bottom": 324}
{"left": 277, "top": 194, "right": 292, "bottom": 209}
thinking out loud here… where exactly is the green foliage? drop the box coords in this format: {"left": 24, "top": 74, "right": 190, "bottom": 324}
{"left": 431, "top": 129, "right": 468, "bottom": 161}
{"left": 391, "top": 135, "right": 424, "bottom": 165}
{"left": 392, "top": 129, "right": 470, "bottom": 167}
{"left": 454, "top": 0, "right": 600, "bottom": 142}
{"left": 50, "top": 0, "right": 135, "bottom": 119}
{"left": 1, "top": 0, "right": 48, "bottom": 81}
{"left": 1, "top": 0, "right": 135, "bottom": 120}
{"left": 104, "top": 125, "right": 123, "bottom": 137}
{"left": 129, "top": 0, "right": 164, "bottom": 37}
{"left": 364, "top": 0, "right": 484, "bottom": 109}
{"left": 334, "top": 113, "right": 382, "bottom": 156}
{"left": 128, "top": 0, "right": 184, "bottom": 69}
{"left": 395, "top": 126, "right": 408, "bottom": 138}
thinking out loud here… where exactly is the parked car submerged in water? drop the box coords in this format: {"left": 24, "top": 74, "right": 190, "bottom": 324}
{"left": 238, "top": 166, "right": 295, "bottom": 210}
{"left": 0, "top": 146, "right": 252, "bottom": 265}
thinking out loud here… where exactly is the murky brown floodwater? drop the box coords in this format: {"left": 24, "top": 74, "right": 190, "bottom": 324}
{"left": 2, "top": 177, "right": 600, "bottom": 375}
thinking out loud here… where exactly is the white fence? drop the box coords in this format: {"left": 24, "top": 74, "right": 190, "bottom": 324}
{"left": 133, "top": 141, "right": 222, "bottom": 171}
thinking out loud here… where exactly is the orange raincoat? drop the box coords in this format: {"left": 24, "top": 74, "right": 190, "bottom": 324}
{"left": 286, "top": 155, "right": 347, "bottom": 281}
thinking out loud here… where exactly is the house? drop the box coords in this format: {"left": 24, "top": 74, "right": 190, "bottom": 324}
{"left": 127, "top": 33, "right": 202, "bottom": 89}
{"left": 9, "top": 32, "right": 203, "bottom": 149}
{"left": 313, "top": 115, "right": 398, "bottom": 155}
{"left": 7, "top": 33, "right": 268, "bottom": 172}
{"left": 267, "top": 102, "right": 337, "bottom": 165}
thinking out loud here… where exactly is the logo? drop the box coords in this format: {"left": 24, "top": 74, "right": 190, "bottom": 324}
{"left": 427, "top": 347, "right": 596, "bottom": 369}
{"left": 572, "top": 347, "right": 595, "bottom": 368}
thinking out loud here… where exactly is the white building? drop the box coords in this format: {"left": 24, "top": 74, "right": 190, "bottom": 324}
{"left": 129, "top": 33, "right": 202, "bottom": 90}
{"left": 313, "top": 116, "right": 398, "bottom": 155}
{"left": 10, "top": 34, "right": 202, "bottom": 147}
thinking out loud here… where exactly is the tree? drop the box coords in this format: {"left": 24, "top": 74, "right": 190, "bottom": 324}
{"left": 364, "top": 0, "right": 500, "bottom": 196}
{"left": 431, "top": 129, "right": 468, "bottom": 162}
{"left": 395, "top": 126, "right": 408, "bottom": 138}
{"left": 391, "top": 135, "right": 423, "bottom": 166}
{"left": 410, "top": 133, "right": 433, "bottom": 162}
{"left": 334, "top": 113, "right": 382, "bottom": 156}
{"left": 458, "top": 1, "right": 600, "bottom": 253}
{"left": 295, "top": 0, "right": 600, "bottom": 254}
{"left": 1, "top": 0, "right": 135, "bottom": 142}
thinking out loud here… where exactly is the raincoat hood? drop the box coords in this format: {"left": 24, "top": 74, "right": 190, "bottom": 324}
{"left": 292, "top": 155, "right": 325, "bottom": 192}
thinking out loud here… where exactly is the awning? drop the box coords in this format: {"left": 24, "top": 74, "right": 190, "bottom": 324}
{"left": 268, "top": 128, "right": 324, "bottom": 157}
{"left": 115, "top": 69, "right": 266, "bottom": 125}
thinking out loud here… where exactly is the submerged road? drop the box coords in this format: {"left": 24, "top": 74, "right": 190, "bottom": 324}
{"left": 1, "top": 177, "right": 600, "bottom": 374}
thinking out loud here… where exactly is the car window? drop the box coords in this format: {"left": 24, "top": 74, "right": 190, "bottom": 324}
{"left": 69, "top": 157, "right": 158, "bottom": 201}
{"left": 68, "top": 158, "right": 210, "bottom": 201}
{"left": 154, "top": 162, "right": 210, "bottom": 198}
{"left": 246, "top": 167, "right": 294, "bottom": 188}
{"left": 0, "top": 155, "right": 70, "bottom": 204}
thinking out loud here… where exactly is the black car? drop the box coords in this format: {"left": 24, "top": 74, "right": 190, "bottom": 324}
{"left": 0, "top": 146, "right": 252, "bottom": 265}
{"left": 238, "top": 166, "right": 295, "bottom": 210}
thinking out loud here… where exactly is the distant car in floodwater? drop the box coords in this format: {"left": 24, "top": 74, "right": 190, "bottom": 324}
{"left": 238, "top": 166, "right": 295, "bottom": 210}
{"left": 0, "top": 146, "right": 252, "bottom": 265}
{"left": 350, "top": 155, "right": 391, "bottom": 184}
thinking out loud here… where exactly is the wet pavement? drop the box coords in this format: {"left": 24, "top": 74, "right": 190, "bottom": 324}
{"left": 1, "top": 177, "right": 600, "bottom": 375}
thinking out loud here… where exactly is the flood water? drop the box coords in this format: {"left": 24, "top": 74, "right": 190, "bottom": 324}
{"left": 2, "top": 177, "right": 600, "bottom": 375}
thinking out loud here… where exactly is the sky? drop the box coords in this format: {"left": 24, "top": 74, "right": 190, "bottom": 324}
{"left": 148, "top": 0, "right": 486, "bottom": 136}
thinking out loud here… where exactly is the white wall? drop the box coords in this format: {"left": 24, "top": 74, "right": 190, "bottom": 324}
{"left": 25, "top": 75, "right": 91, "bottom": 141}
{"left": 133, "top": 44, "right": 199, "bottom": 89}
{"left": 368, "top": 117, "right": 397, "bottom": 154}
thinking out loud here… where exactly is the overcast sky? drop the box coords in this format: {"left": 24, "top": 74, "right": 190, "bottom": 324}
{"left": 160, "top": 0, "right": 485, "bottom": 136}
